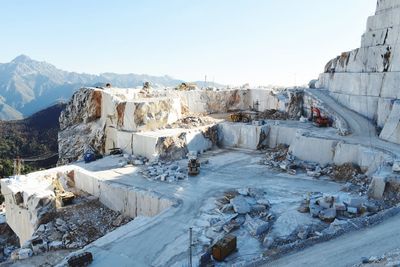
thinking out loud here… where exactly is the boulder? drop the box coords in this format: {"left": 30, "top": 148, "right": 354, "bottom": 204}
{"left": 251, "top": 204, "right": 267, "bottom": 213}
{"left": 307, "top": 170, "right": 321, "bottom": 178}
{"left": 319, "top": 208, "right": 336, "bottom": 223}
{"left": 48, "top": 240, "right": 64, "bottom": 250}
{"left": 333, "top": 202, "right": 346, "bottom": 211}
{"left": 344, "top": 197, "right": 364, "bottom": 209}
{"left": 133, "top": 160, "right": 144, "bottom": 166}
{"left": 368, "top": 175, "right": 387, "bottom": 199}
{"left": 256, "top": 198, "right": 271, "bottom": 208}
{"left": 347, "top": 207, "right": 358, "bottom": 214}
{"left": 230, "top": 195, "right": 251, "bottom": 214}
{"left": 309, "top": 203, "right": 323, "bottom": 217}
{"left": 317, "top": 196, "right": 334, "bottom": 209}
{"left": 18, "top": 248, "right": 33, "bottom": 260}
{"left": 237, "top": 188, "right": 249, "bottom": 196}
{"left": 244, "top": 215, "right": 270, "bottom": 236}
{"left": 297, "top": 202, "right": 310, "bottom": 213}
{"left": 393, "top": 161, "right": 400, "bottom": 172}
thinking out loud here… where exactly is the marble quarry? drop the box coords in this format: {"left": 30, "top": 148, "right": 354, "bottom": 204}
{"left": 5, "top": 2, "right": 400, "bottom": 265}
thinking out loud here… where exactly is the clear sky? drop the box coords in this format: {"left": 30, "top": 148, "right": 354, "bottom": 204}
{"left": 1, "top": 0, "right": 377, "bottom": 86}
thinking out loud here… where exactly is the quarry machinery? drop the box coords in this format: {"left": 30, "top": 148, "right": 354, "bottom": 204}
{"left": 310, "top": 107, "right": 330, "bottom": 127}
{"left": 188, "top": 155, "right": 200, "bottom": 176}
{"left": 177, "top": 82, "right": 197, "bottom": 91}
{"left": 230, "top": 110, "right": 259, "bottom": 123}
{"left": 68, "top": 252, "right": 93, "bottom": 267}
{"left": 212, "top": 234, "right": 237, "bottom": 261}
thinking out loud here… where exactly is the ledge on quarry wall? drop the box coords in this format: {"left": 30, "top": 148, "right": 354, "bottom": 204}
{"left": 1, "top": 174, "right": 57, "bottom": 245}
{"left": 105, "top": 125, "right": 217, "bottom": 160}
{"left": 1, "top": 166, "right": 174, "bottom": 245}
{"left": 218, "top": 122, "right": 391, "bottom": 174}
{"left": 73, "top": 168, "right": 173, "bottom": 218}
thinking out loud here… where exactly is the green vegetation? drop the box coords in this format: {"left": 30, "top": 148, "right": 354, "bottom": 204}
{"left": 0, "top": 103, "right": 66, "bottom": 203}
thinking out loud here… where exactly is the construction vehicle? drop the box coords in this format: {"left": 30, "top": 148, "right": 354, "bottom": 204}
{"left": 188, "top": 155, "right": 200, "bottom": 176}
{"left": 53, "top": 176, "right": 75, "bottom": 207}
{"left": 212, "top": 234, "right": 237, "bottom": 261}
{"left": 310, "top": 107, "right": 331, "bottom": 127}
{"left": 84, "top": 151, "right": 96, "bottom": 163}
{"left": 109, "top": 147, "right": 123, "bottom": 155}
{"left": 177, "top": 82, "right": 197, "bottom": 91}
{"left": 230, "top": 110, "right": 259, "bottom": 123}
{"left": 67, "top": 252, "right": 93, "bottom": 267}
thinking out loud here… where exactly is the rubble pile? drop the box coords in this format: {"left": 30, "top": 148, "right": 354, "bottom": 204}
{"left": 141, "top": 161, "right": 188, "bottom": 182}
{"left": 165, "top": 116, "right": 217, "bottom": 129}
{"left": 262, "top": 147, "right": 370, "bottom": 194}
{"left": 331, "top": 163, "right": 362, "bottom": 182}
{"left": 0, "top": 223, "right": 19, "bottom": 262}
{"left": 297, "top": 192, "right": 381, "bottom": 223}
{"left": 195, "top": 188, "right": 274, "bottom": 252}
{"left": 382, "top": 181, "right": 400, "bottom": 206}
{"left": 116, "top": 154, "right": 148, "bottom": 167}
{"left": 9, "top": 197, "right": 129, "bottom": 261}
{"left": 258, "top": 109, "right": 289, "bottom": 121}
{"left": 354, "top": 248, "right": 400, "bottom": 267}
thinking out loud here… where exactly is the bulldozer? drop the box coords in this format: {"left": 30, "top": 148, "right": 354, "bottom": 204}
{"left": 52, "top": 177, "right": 75, "bottom": 207}
{"left": 229, "top": 110, "right": 259, "bottom": 123}
{"left": 188, "top": 156, "right": 200, "bottom": 176}
{"left": 310, "top": 107, "right": 331, "bottom": 127}
{"left": 177, "top": 82, "right": 197, "bottom": 91}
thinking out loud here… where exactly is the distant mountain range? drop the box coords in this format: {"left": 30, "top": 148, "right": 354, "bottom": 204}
{"left": 0, "top": 55, "right": 219, "bottom": 120}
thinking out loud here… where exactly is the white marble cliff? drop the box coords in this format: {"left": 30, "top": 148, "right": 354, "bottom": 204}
{"left": 317, "top": 0, "right": 400, "bottom": 144}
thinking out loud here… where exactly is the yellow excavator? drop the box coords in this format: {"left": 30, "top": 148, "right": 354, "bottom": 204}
{"left": 188, "top": 156, "right": 200, "bottom": 176}
{"left": 230, "top": 110, "right": 259, "bottom": 123}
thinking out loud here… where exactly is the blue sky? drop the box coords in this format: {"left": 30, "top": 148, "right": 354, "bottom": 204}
{"left": 1, "top": 0, "right": 376, "bottom": 86}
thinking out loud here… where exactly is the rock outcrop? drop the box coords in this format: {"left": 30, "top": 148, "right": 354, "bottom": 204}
{"left": 58, "top": 88, "right": 106, "bottom": 164}
{"left": 317, "top": 0, "right": 400, "bottom": 143}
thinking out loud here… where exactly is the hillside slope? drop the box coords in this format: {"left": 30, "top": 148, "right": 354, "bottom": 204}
{"left": 0, "top": 102, "right": 66, "bottom": 177}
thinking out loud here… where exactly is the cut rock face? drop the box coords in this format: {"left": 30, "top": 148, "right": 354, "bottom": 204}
{"left": 316, "top": 1, "right": 400, "bottom": 144}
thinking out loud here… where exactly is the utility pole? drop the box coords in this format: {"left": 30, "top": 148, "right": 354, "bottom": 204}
{"left": 189, "top": 227, "right": 193, "bottom": 267}
{"left": 204, "top": 75, "right": 207, "bottom": 89}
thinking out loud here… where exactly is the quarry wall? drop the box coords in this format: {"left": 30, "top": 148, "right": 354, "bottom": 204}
{"left": 58, "top": 87, "right": 290, "bottom": 163}
{"left": 219, "top": 122, "right": 392, "bottom": 174}
{"left": 316, "top": 0, "right": 400, "bottom": 143}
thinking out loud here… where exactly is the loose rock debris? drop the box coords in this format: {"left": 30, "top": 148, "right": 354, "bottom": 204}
{"left": 0, "top": 223, "right": 19, "bottom": 262}
{"left": 354, "top": 248, "right": 400, "bottom": 267}
{"left": 261, "top": 145, "right": 370, "bottom": 195}
{"left": 5, "top": 196, "right": 130, "bottom": 263}
{"left": 165, "top": 115, "right": 218, "bottom": 129}
{"left": 193, "top": 188, "right": 274, "bottom": 264}
{"left": 141, "top": 161, "right": 188, "bottom": 182}
{"left": 297, "top": 192, "right": 382, "bottom": 223}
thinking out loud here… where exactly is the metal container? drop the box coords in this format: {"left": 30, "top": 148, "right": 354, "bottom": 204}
{"left": 212, "top": 234, "right": 237, "bottom": 261}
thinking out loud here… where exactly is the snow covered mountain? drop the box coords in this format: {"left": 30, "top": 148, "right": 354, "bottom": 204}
{"left": 0, "top": 55, "right": 185, "bottom": 120}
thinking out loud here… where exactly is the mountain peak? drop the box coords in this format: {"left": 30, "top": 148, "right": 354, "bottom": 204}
{"left": 12, "top": 54, "right": 33, "bottom": 64}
